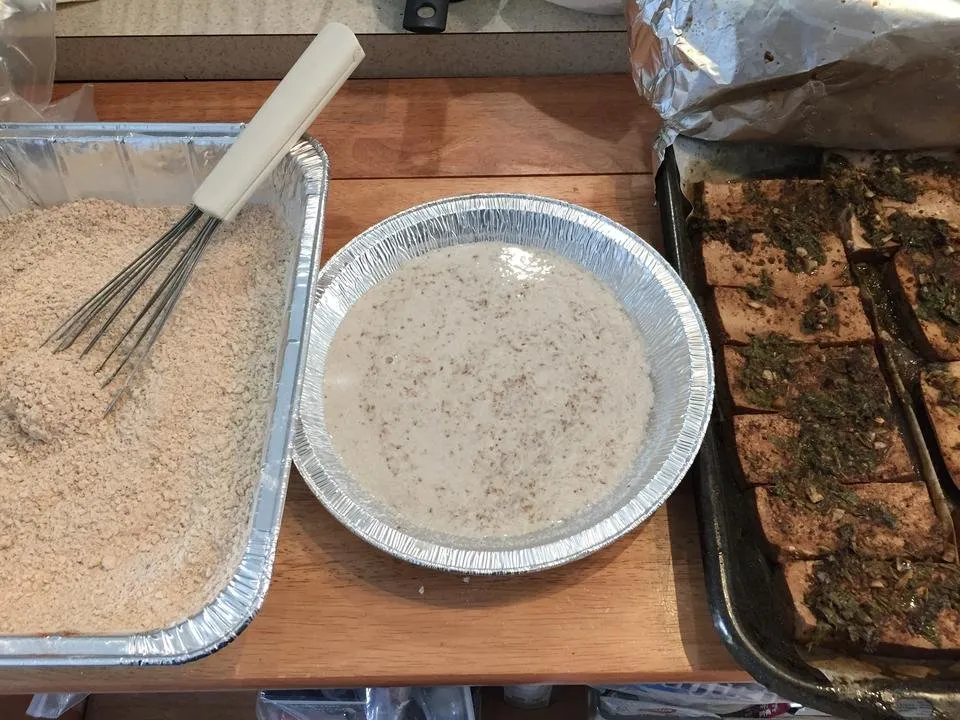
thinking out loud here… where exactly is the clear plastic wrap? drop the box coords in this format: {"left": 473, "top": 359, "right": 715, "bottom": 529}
{"left": 26, "top": 693, "right": 87, "bottom": 719}
{"left": 0, "top": 0, "right": 94, "bottom": 121}
{"left": 627, "top": 0, "right": 960, "bottom": 160}
{"left": 502, "top": 685, "right": 553, "bottom": 709}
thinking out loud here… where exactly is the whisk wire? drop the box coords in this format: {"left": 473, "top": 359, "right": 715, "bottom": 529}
{"left": 99, "top": 215, "right": 219, "bottom": 382}
{"left": 42, "top": 205, "right": 223, "bottom": 413}
{"left": 79, "top": 215, "right": 198, "bottom": 357}
{"left": 101, "top": 216, "right": 220, "bottom": 415}
{"left": 44, "top": 206, "right": 204, "bottom": 353}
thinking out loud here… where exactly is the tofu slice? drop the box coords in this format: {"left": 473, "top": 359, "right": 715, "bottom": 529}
{"left": 882, "top": 190, "right": 960, "bottom": 229}
{"left": 892, "top": 251, "right": 960, "bottom": 361}
{"left": 920, "top": 363, "right": 960, "bottom": 488}
{"left": 752, "top": 481, "right": 947, "bottom": 561}
{"left": 733, "top": 414, "right": 915, "bottom": 486}
{"left": 696, "top": 179, "right": 831, "bottom": 228}
{"left": 713, "top": 286, "right": 872, "bottom": 345}
{"left": 723, "top": 342, "right": 888, "bottom": 413}
{"left": 697, "top": 180, "right": 791, "bottom": 229}
{"left": 701, "top": 231, "right": 850, "bottom": 294}
{"left": 832, "top": 155, "right": 960, "bottom": 258}
{"left": 783, "top": 560, "right": 960, "bottom": 653}
{"left": 905, "top": 163, "right": 960, "bottom": 202}
{"left": 839, "top": 209, "right": 899, "bottom": 259}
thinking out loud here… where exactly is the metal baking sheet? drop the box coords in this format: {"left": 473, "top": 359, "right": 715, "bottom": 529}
{"left": 293, "top": 193, "right": 713, "bottom": 575}
{"left": 0, "top": 123, "right": 327, "bottom": 666}
{"left": 656, "top": 139, "right": 960, "bottom": 720}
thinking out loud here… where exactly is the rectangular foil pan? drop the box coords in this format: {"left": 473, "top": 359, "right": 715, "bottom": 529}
{"left": 0, "top": 123, "right": 328, "bottom": 666}
{"left": 657, "top": 136, "right": 960, "bottom": 720}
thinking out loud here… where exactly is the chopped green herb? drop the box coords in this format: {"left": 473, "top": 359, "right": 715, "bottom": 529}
{"left": 800, "top": 284, "right": 840, "bottom": 334}
{"left": 824, "top": 155, "right": 926, "bottom": 247}
{"left": 689, "top": 199, "right": 754, "bottom": 253}
{"left": 763, "top": 343, "right": 897, "bottom": 534}
{"left": 907, "top": 248, "right": 960, "bottom": 343}
{"left": 888, "top": 211, "right": 952, "bottom": 252}
{"left": 759, "top": 181, "right": 831, "bottom": 272}
{"left": 867, "top": 155, "right": 919, "bottom": 203}
{"left": 928, "top": 369, "right": 960, "bottom": 416}
{"left": 885, "top": 210, "right": 960, "bottom": 339}
{"left": 736, "top": 332, "right": 798, "bottom": 408}
{"left": 744, "top": 269, "right": 774, "bottom": 303}
{"left": 806, "top": 549, "right": 960, "bottom": 651}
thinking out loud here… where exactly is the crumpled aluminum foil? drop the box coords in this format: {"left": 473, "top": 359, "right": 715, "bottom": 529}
{"left": 627, "top": 0, "right": 960, "bottom": 160}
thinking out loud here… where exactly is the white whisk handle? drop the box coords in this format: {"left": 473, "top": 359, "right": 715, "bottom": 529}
{"left": 192, "top": 23, "right": 364, "bottom": 222}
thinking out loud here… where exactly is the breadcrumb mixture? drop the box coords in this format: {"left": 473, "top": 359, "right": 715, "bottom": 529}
{"left": 0, "top": 200, "right": 289, "bottom": 635}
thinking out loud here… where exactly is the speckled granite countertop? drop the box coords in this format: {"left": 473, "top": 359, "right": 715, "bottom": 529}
{"left": 55, "top": 0, "right": 629, "bottom": 81}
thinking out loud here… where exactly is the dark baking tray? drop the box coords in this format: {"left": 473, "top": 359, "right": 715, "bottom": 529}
{"left": 655, "top": 143, "right": 960, "bottom": 720}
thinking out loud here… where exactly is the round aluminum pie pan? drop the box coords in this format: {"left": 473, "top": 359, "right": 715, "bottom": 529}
{"left": 293, "top": 193, "right": 713, "bottom": 574}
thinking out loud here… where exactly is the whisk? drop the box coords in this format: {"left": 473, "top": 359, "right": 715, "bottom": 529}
{"left": 45, "top": 23, "right": 364, "bottom": 412}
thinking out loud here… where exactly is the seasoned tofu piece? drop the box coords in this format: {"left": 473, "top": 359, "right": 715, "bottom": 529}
{"left": 714, "top": 286, "right": 872, "bottom": 345}
{"left": 828, "top": 153, "right": 960, "bottom": 258}
{"left": 701, "top": 231, "right": 850, "bottom": 294}
{"left": 783, "top": 559, "right": 960, "bottom": 653}
{"left": 723, "top": 341, "right": 888, "bottom": 413}
{"left": 697, "top": 180, "right": 798, "bottom": 229}
{"left": 920, "top": 363, "right": 960, "bottom": 487}
{"left": 892, "top": 247, "right": 960, "bottom": 361}
{"left": 733, "top": 414, "right": 915, "bottom": 486}
{"left": 752, "top": 481, "right": 947, "bottom": 561}
{"left": 839, "top": 209, "right": 899, "bottom": 259}
{"left": 844, "top": 197, "right": 960, "bottom": 259}
{"left": 882, "top": 190, "right": 960, "bottom": 229}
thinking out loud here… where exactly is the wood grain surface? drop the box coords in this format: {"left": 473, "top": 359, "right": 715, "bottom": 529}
{"left": 0, "top": 76, "right": 746, "bottom": 693}
{"left": 56, "top": 76, "right": 659, "bottom": 180}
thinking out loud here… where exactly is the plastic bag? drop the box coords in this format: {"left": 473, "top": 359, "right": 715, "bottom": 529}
{"left": 591, "top": 684, "right": 797, "bottom": 719}
{"left": 0, "top": 0, "right": 95, "bottom": 121}
{"left": 256, "top": 690, "right": 366, "bottom": 720}
{"left": 257, "top": 688, "right": 475, "bottom": 720}
{"left": 26, "top": 693, "right": 87, "bottom": 719}
{"left": 365, "top": 687, "right": 475, "bottom": 720}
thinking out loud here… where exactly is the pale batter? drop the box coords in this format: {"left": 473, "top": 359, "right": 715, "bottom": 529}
{"left": 323, "top": 243, "right": 654, "bottom": 537}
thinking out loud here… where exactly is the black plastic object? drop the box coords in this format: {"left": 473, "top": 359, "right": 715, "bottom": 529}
{"left": 655, "top": 145, "right": 960, "bottom": 720}
{"left": 403, "top": 0, "right": 466, "bottom": 34}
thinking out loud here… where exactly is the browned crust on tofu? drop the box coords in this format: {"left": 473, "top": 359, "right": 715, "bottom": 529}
{"left": 714, "top": 286, "right": 872, "bottom": 345}
{"left": 698, "top": 180, "right": 792, "bottom": 229}
{"left": 733, "top": 414, "right": 915, "bottom": 486}
{"left": 882, "top": 190, "right": 960, "bottom": 229}
{"left": 701, "top": 231, "right": 850, "bottom": 293}
{"left": 844, "top": 191, "right": 960, "bottom": 260}
{"left": 723, "top": 343, "right": 889, "bottom": 414}
{"left": 839, "top": 210, "right": 899, "bottom": 260}
{"left": 908, "top": 168, "right": 960, "bottom": 203}
{"left": 893, "top": 252, "right": 960, "bottom": 361}
{"left": 920, "top": 363, "right": 960, "bottom": 488}
{"left": 752, "top": 482, "right": 946, "bottom": 561}
{"left": 782, "top": 560, "right": 960, "bottom": 653}
{"left": 782, "top": 562, "right": 820, "bottom": 641}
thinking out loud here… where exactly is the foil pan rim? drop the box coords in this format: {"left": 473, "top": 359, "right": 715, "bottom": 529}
{"left": 293, "top": 193, "right": 714, "bottom": 575}
{"left": 0, "top": 125, "right": 328, "bottom": 666}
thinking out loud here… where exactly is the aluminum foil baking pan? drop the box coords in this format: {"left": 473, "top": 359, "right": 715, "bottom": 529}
{"left": 293, "top": 194, "right": 713, "bottom": 574}
{"left": 0, "top": 123, "right": 327, "bottom": 665}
